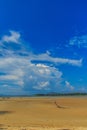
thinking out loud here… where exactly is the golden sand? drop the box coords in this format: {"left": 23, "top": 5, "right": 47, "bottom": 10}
{"left": 0, "top": 97, "right": 87, "bottom": 130}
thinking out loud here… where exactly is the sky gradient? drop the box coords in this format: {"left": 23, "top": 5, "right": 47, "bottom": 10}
{"left": 0, "top": 0, "right": 87, "bottom": 95}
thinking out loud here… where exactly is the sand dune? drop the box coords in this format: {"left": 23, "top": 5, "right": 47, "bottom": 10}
{"left": 0, "top": 97, "right": 87, "bottom": 130}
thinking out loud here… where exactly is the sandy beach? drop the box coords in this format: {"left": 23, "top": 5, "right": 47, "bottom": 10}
{"left": 0, "top": 97, "right": 87, "bottom": 130}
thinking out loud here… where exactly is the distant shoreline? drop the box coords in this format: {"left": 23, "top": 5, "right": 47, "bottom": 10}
{"left": 0, "top": 92, "right": 87, "bottom": 98}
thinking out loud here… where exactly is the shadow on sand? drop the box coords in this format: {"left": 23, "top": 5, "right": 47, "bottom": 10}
{"left": 0, "top": 125, "right": 7, "bottom": 130}
{"left": 0, "top": 111, "right": 13, "bottom": 115}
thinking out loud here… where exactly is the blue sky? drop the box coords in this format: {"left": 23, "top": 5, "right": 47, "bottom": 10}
{"left": 0, "top": 0, "right": 87, "bottom": 95}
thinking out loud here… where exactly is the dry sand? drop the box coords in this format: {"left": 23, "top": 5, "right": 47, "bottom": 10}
{"left": 0, "top": 97, "right": 87, "bottom": 130}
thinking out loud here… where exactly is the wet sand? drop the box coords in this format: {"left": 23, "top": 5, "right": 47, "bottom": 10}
{"left": 0, "top": 97, "right": 87, "bottom": 130}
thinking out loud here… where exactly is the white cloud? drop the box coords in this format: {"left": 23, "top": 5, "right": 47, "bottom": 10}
{"left": 1, "top": 30, "right": 21, "bottom": 44}
{"left": 0, "top": 75, "right": 19, "bottom": 80}
{"left": 69, "top": 34, "right": 87, "bottom": 48}
{"left": 30, "top": 53, "right": 82, "bottom": 67}
{"left": 0, "top": 31, "right": 82, "bottom": 66}
{"left": 65, "top": 81, "right": 74, "bottom": 90}
{"left": 0, "top": 56, "right": 63, "bottom": 93}
{"left": 33, "top": 81, "right": 50, "bottom": 90}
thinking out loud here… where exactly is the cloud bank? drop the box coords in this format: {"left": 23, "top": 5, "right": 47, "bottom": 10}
{"left": 0, "top": 31, "right": 82, "bottom": 95}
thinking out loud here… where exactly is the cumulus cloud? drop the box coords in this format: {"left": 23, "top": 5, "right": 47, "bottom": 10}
{"left": 0, "top": 57, "right": 63, "bottom": 93}
{"left": 69, "top": 34, "right": 87, "bottom": 48}
{"left": 0, "top": 30, "right": 83, "bottom": 94}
